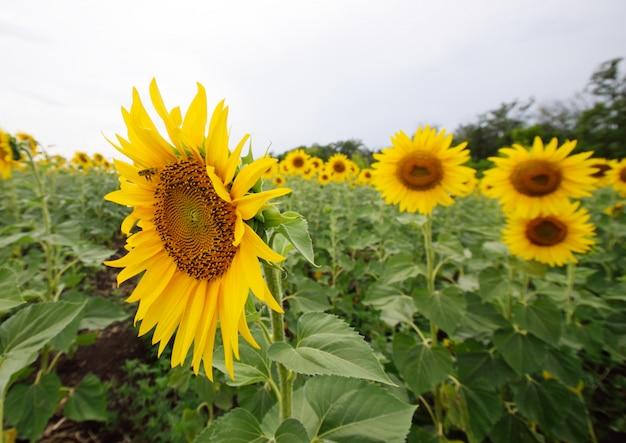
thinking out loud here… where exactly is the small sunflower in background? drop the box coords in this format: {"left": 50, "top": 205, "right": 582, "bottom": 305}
{"left": 71, "top": 151, "right": 93, "bottom": 174}
{"left": 370, "top": 126, "right": 475, "bottom": 214}
{"left": 15, "top": 132, "right": 38, "bottom": 155}
{"left": 272, "top": 174, "right": 286, "bottom": 187}
{"left": 607, "top": 158, "right": 626, "bottom": 196}
{"left": 356, "top": 168, "right": 373, "bottom": 186}
{"left": 501, "top": 200, "right": 595, "bottom": 267}
{"left": 326, "top": 153, "right": 352, "bottom": 182}
{"left": 482, "top": 137, "right": 597, "bottom": 217}
{"left": 104, "top": 79, "right": 291, "bottom": 380}
{"left": 0, "top": 129, "right": 16, "bottom": 179}
{"left": 317, "top": 167, "right": 332, "bottom": 185}
{"left": 283, "top": 148, "right": 310, "bottom": 176}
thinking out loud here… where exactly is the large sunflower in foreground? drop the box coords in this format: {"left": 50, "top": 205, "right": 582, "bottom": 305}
{"left": 501, "top": 201, "right": 595, "bottom": 267}
{"left": 371, "top": 126, "right": 475, "bottom": 214}
{"left": 482, "top": 137, "right": 597, "bottom": 217}
{"left": 104, "top": 79, "right": 291, "bottom": 380}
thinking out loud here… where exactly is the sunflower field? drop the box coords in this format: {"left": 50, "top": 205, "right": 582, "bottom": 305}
{"left": 1, "top": 84, "right": 626, "bottom": 443}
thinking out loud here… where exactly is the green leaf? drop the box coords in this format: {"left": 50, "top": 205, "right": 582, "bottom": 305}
{"left": 542, "top": 347, "right": 583, "bottom": 388}
{"left": 63, "top": 374, "right": 108, "bottom": 422}
{"left": 511, "top": 378, "right": 572, "bottom": 431}
{"left": 413, "top": 287, "right": 467, "bottom": 334}
{"left": 455, "top": 296, "right": 509, "bottom": 338}
{"left": 490, "top": 413, "right": 542, "bottom": 443}
{"left": 274, "top": 419, "right": 310, "bottom": 443}
{"left": 287, "top": 277, "right": 333, "bottom": 313}
{"left": 478, "top": 267, "right": 513, "bottom": 303}
{"left": 79, "top": 296, "right": 129, "bottom": 330}
{"left": 195, "top": 408, "right": 267, "bottom": 443}
{"left": 364, "top": 281, "right": 416, "bottom": 327}
{"left": 304, "top": 376, "right": 417, "bottom": 443}
{"left": 71, "top": 242, "right": 116, "bottom": 267}
{"left": 392, "top": 333, "right": 453, "bottom": 396}
{"left": 492, "top": 327, "right": 548, "bottom": 375}
{"left": 274, "top": 212, "right": 316, "bottom": 266}
{"left": 0, "top": 300, "right": 86, "bottom": 396}
{"left": 457, "top": 350, "right": 516, "bottom": 388}
{"left": 0, "top": 266, "right": 26, "bottom": 312}
{"left": 378, "top": 252, "right": 420, "bottom": 284}
{"left": 214, "top": 326, "right": 272, "bottom": 386}
{"left": 5, "top": 373, "right": 62, "bottom": 441}
{"left": 444, "top": 379, "right": 502, "bottom": 443}
{"left": 512, "top": 296, "right": 562, "bottom": 345}
{"left": 268, "top": 312, "right": 393, "bottom": 385}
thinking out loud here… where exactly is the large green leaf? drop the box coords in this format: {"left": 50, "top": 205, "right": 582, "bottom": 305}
{"left": 304, "top": 376, "right": 417, "bottom": 443}
{"left": 512, "top": 296, "right": 562, "bottom": 345}
{"left": 492, "top": 327, "right": 548, "bottom": 375}
{"left": 5, "top": 373, "right": 62, "bottom": 441}
{"left": 0, "top": 300, "right": 86, "bottom": 396}
{"left": 413, "top": 286, "right": 467, "bottom": 335}
{"left": 490, "top": 413, "right": 542, "bottom": 443}
{"left": 511, "top": 378, "right": 573, "bottom": 432}
{"left": 268, "top": 312, "right": 393, "bottom": 385}
{"left": 392, "top": 332, "right": 453, "bottom": 396}
{"left": 194, "top": 408, "right": 309, "bottom": 443}
{"left": 64, "top": 374, "right": 108, "bottom": 422}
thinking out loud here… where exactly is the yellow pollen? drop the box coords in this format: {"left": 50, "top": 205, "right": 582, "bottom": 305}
{"left": 398, "top": 153, "right": 443, "bottom": 190}
{"left": 153, "top": 160, "right": 238, "bottom": 280}
{"left": 526, "top": 217, "right": 568, "bottom": 246}
{"left": 511, "top": 159, "right": 562, "bottom": 197}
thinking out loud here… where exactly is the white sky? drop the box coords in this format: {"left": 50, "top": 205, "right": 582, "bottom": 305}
{"left": 1, "top": 0, "right": 625, "bottom": 160}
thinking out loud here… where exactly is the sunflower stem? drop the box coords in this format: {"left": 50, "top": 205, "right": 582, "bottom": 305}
{"left": 565, "top": 261, "right": 576, "bottom": 325}
{"left": 420, "top": 214, "right": 444, "bottom": 436}
{"left": 262, "top": 261, "right": 293, "bottom": 420}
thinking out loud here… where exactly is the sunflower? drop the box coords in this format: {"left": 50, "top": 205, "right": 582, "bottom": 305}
{"left": 283, "top": 149, "right": 310, "bottom": 176}
{"left": 317, "top": 167, "right": 332, "bottom": 185}
{"left": 326, "top": 153, "right": 352, "bottom": 182}
{"left": 482, "top": 137, "right": 597, "bottom": 217}
{"left": 272, "top": 174, "right": 286, "bottom": 187}
{"left": 501, "top": 201, "right": 595, "bottom": 267}
{"left": 104, "top": 79, "right": 291, "bottom": 380}
{"left": 356, "top": 168, "right": 373, "bottom": 186}
{"left": 0, "top": 129, "right": 15, "bottom": 179}
{"left": 588, "top": 157, "right": 617, "bottom": 188}
{"left": 608, "top": 158, "right": 626, "bottom": 196}
{"left": 71, "top": 151, "right": 92, "bottom": 174}
{"left": 371, "top": 126, "right": 475, "bottom": 214}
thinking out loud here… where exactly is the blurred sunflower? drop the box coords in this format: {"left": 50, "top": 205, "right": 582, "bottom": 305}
{"left": 104, "top": 79, "right": 291, "bottom": 380}
{"left": 356, "top": 168, "right": 373, "bottom": 186}
{"left": 588, "top": 157, "right": 616, "bottom": 188}
{"left": 501, "top": 201, "right": 595, "bottom": 267}
{"left": 482, "top": 137, "right": 597, "bottom": 217}
{"left": 371, "top": 126, "right": 475, "bottom": 214}
{"left": 272, "top": 174, "right": 286, "bottom": 187}
{"left": 608, "top": 158, "right": 626, "bottom": 196}
{"left": 326, "top": 153, "right": 352, "bottom": 182}
{"left": 15, "top": 132, "right": 38, "bottom": 155}
{"left": 0, "top": 129, "right": 16, "bottom": 179}
{"left": 283, "top": 149, "right": 310, "bottom": 176}
{"left": 72, "top": 151, "right": 92, "bottom": 174}
{"left": 318, "top": 167, "right": 332, "bottom": 185}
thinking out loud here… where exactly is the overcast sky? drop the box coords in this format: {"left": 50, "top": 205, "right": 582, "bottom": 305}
{"left": 1, "top": 0, "right": 625, "bottom": 160}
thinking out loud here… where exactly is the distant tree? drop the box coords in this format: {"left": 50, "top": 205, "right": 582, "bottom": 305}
{"left": 454, "top": 99, "right": 534, "bottom": 160}
{"left": 576, "top": 58, "right": 626, "bottom": 158}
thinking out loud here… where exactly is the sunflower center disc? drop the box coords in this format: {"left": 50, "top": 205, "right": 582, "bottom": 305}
{"left": 525, "top": 217, "right": 568, "bottom": 246}
{"left": 620, "top": 167, "right": 626, "bottom": 182}
{"left": 398, "top": 153, "right": 443, "bottom": 191}
{"left": 511, "top": 159, "right": 562, "bottom": 197}
{"left": 153, "top": 160, "right": 238, "bottom": 280}
{"left": 590, "top": 163, "right": 611, "bottom": 178}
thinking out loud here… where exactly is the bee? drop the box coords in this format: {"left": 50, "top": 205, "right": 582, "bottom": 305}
{"left": 138, "top": 167, "right": 158, "bottom": 182}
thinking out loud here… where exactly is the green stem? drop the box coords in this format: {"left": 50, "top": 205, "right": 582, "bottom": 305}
{"left": 565, "top": 261, "right": 576, "bottom": 325}
{"left": 262, "top": 261, "right": 293, "bottom": 421}
{"left": 420, "top": 214, "right": 444, "bottom": 436}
